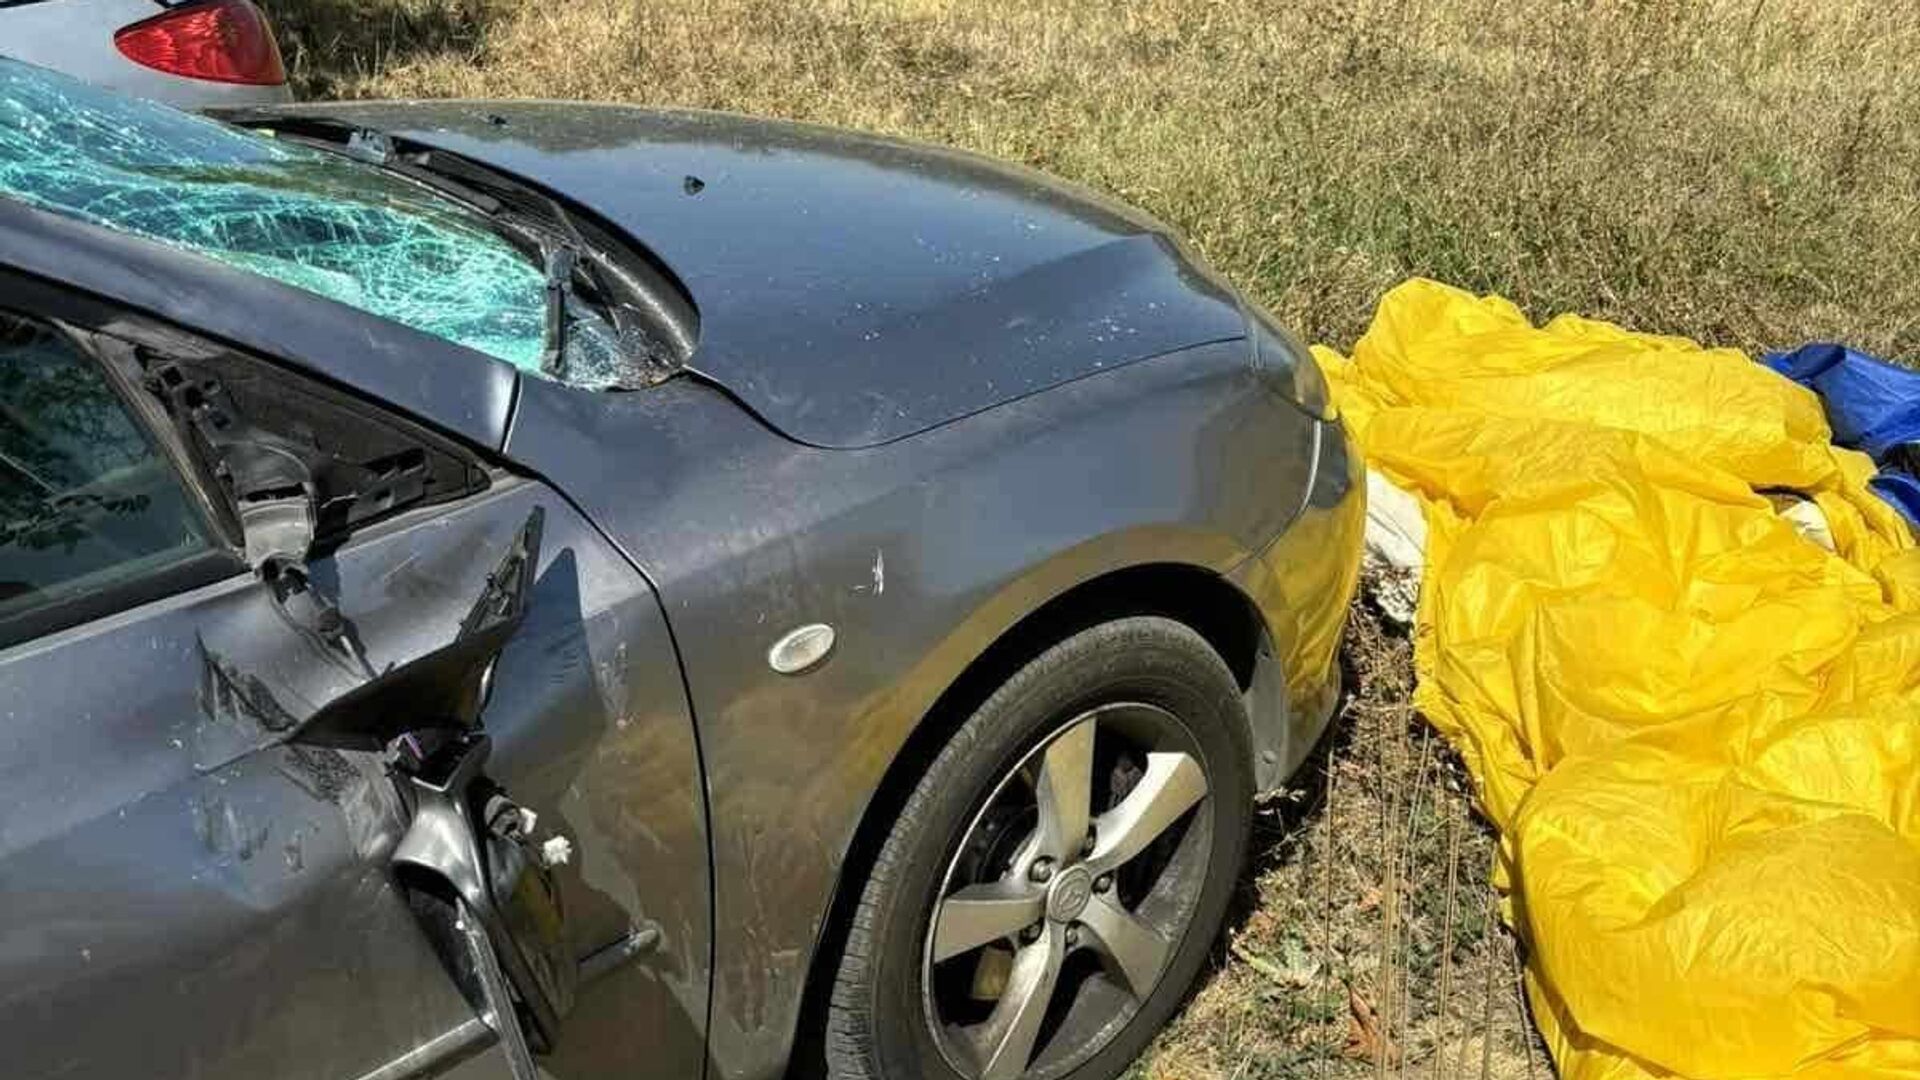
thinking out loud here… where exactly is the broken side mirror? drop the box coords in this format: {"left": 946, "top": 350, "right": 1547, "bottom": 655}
{"left": 383, "top": 508, "right": 576, "bottom": 1078}
{"left": 227, "top": 442, "right": 344, "bottom": 656}
{"left": 133, "top": 343, "right": 486, "bottom": 666}
{"left": 134, "top": 340, "right": 571, "bottom": 1071}
{"left": 231, "top": 442, "right": 318, "bottom": 572}
{"left": 389, "top": 729, "right": 576, "bottom": 1075}
{"left": 142, "top": 356, "right": 319, "bottom": 569}
{"left": 225, "top": 433, "right": 348, "bottom": 663}
{"left": 292, "top": 508, "right": 574, "bottom": 1078}
{"left": 139, "top": 358, "right": 349, "bottom": 654}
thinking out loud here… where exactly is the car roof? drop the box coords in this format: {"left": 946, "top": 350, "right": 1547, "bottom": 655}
{"left": 0, "top": 197, "right": 518, "bottom": 451}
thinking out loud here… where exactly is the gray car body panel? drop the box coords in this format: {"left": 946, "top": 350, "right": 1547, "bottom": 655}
{"left": 0, "top": 0, "right": 292, "bottom": 109}
{"left": 0, "top": 100, "right": 1363, "bottom": 1080}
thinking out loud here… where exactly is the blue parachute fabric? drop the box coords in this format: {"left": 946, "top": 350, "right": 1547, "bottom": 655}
{"left": 1765, "top": 342, "right": 1920, "bottom": 528}
{"left": 1870, "top": 472, "right": 1920, "bottom": 527}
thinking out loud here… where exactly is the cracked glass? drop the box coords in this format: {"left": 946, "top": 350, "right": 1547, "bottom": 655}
{"left": 0, "top": 59, "right": 550, "bottom": 372}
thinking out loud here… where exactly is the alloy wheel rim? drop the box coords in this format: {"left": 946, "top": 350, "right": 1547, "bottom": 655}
{"left": 921, "top": 702, "right": 1214, "bottom": 1079}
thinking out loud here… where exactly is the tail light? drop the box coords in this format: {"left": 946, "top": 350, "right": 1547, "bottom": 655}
{"left": 114, "top": 0, "right": 287, "bottom": 86}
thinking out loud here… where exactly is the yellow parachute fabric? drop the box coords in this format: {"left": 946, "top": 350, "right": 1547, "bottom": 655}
{"left": 1316, "top": 280, "right": 1920, "bottom": 1080}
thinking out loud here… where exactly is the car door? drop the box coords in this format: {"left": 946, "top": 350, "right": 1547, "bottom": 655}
{"left": 0, "top": 276, "right": 712, "bottom": 1080}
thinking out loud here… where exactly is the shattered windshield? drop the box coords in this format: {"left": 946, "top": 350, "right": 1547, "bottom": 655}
{"left": 0, "top": 59, "right": 550, "bottom": 372}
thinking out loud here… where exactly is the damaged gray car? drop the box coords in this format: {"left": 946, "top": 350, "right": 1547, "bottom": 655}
{"left": 0, "top": 59, "right": 1363, "bottom": 1080}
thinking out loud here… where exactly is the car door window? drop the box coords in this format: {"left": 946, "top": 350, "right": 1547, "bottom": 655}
{"left": 0, "top": 310, "right": 215, "bottom": 643}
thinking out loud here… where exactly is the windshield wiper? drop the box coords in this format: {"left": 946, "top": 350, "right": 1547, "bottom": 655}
{"left": 538, "top": 248, "right": 578, "bottom": 381}
{"left": 216, "top": 111, "right": 685, "bottom": 388}
{"left": 350, "top": 142, "right": 612, "bottom": 384}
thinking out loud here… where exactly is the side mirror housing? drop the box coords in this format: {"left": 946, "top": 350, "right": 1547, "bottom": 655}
{"left": 231, "top": 443, "right": 319, "bottom": 572}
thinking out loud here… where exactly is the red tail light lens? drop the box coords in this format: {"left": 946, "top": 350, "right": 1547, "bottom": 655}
{"left": 114, "top": 0, "right": 287, "bottom": 86}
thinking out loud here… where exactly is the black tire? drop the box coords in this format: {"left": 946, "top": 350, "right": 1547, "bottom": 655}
{"left": 825, "top": 615, "right": 1254, "bottom": 1080}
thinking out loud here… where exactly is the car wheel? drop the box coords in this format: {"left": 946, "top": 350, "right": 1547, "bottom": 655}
{"left": 825, "top": 615, "right": 1254, "bottom": 1080}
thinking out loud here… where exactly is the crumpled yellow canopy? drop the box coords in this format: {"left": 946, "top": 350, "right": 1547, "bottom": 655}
{"left": 1318, "top": 280, "right": 1920, "bottom": 1080}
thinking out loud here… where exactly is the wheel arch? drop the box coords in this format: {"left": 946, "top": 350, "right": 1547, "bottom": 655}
{"left": 784, "top": 560, "right": 1267, "bottom": 1076}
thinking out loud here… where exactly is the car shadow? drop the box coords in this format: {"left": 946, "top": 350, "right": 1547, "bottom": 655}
{"left": 1206, "top": 598, "right": 1383, "bottom": 991}
{"left": 1228, "top": 676, "right": 1358, "bottom": 926}
{"left": 267, "top": 0, "right": 500, "bottom": 98}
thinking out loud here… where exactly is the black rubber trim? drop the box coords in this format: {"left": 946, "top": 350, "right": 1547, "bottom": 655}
{"left": 0, "top": 547, "right": 244, "bottom": 653}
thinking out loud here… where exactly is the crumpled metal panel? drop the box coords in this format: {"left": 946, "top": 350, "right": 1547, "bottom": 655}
{"left": 0, "top": 59, "right": 547, "bottom": 371}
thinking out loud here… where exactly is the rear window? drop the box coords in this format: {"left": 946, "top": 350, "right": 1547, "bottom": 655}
{"left": 0, "top": 59, "right": 548, "bottom": 371}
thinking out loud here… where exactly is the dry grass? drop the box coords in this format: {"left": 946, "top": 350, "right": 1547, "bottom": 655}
{"left": 262, "top": 1, "right": 1920, "bottom": 1074}
{"left": 272, "top": 0, "right": 1920, "bottom": 357}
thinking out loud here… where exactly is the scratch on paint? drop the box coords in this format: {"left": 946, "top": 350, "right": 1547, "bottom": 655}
{"left": 190, "top": 793, "right": 270, "bottom": 862}
{"left": 872, "top": 550, "right": 885, "bottom": 597}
